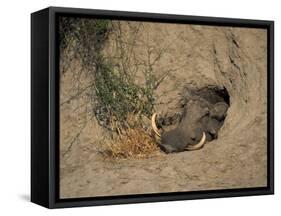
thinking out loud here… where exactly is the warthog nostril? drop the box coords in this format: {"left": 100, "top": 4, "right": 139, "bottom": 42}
{"left": 189, "top": 131, "right": 196, "bottom": 140}
{"left": 190, "top": 136, "right": 196, "bottom": 140}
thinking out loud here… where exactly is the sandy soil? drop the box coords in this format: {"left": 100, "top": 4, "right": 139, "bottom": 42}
{"left": 59, "top": 21, "right": 267, "bottom": 198}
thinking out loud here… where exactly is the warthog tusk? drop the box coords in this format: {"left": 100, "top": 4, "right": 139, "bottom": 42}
{"left": 185, "top": 132, "right": 206, "bottom": 151}
{"left": 151, "top": 113, "right": 161, "bottom": 137}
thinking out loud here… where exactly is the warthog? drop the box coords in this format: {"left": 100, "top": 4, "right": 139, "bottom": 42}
{"left": 151, "top": 89, "right": 229, "bottom": 153}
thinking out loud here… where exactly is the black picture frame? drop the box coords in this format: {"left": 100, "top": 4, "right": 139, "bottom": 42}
{"left": 31, "top": 6, "right": 274, "bottom": 209}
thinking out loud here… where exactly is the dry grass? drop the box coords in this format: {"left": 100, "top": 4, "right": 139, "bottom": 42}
{"left": 103, "top": 127, "right": 160, "bottom": 159}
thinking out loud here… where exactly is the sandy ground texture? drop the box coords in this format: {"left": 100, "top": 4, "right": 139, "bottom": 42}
{"left": 59, "top": 21, "right": 267, "bottom": 198}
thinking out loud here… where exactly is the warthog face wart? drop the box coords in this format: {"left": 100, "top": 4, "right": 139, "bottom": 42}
{"left": 152, "top": 90, "right": 229, "bottom": 153}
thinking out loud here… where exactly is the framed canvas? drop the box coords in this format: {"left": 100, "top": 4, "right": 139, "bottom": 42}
{"left": 31, "top": 6, "right": 274, "bottom": 208}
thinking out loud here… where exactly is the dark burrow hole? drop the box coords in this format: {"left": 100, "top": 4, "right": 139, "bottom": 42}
{"left": 187, "top": 86, "right": 230, "bottom": 141}
{"left": 156, "top": 86, "right": 230, "bottom": 153}
{"left": 159, "top": 85, "right": 230, "bottom": 126}
{"left": 195, "top": 85, "right": 230, "bottom": 106}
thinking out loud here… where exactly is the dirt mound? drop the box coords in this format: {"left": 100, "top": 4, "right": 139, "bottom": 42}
{"left": 59, "top": 21, "right": 267, "bottom": 198}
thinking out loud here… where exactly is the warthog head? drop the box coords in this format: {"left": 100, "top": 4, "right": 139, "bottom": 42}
{"left": 151, "top": 89, "right": 229, "bottom": 153}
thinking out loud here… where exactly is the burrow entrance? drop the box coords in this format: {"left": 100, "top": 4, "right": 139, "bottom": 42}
{"left": 158, "top": 85, "right": 230, "bottom": 144}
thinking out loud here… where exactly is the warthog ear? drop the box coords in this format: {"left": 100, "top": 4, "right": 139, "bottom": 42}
{"left": 210, "top": 102, "right": 229, "bottom": 120}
